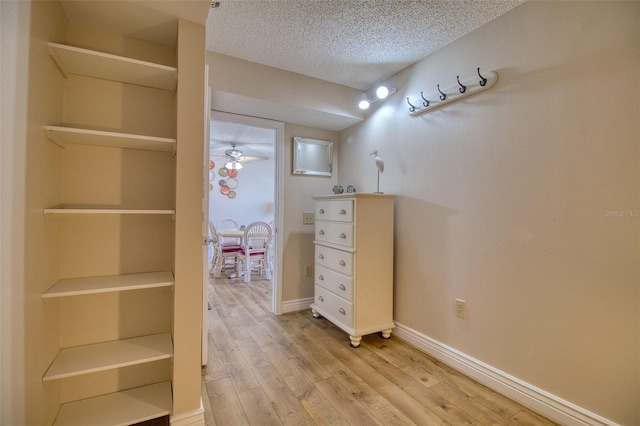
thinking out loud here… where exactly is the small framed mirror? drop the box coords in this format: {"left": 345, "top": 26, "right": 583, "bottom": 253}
{"left": 292, "top": 137, "right": 333, "bottom": 177}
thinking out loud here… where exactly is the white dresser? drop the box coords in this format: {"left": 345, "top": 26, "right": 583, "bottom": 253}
{"left": 310, "top": 193, "right": 395, "bottom": 347}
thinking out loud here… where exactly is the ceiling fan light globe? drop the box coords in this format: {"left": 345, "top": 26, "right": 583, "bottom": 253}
{"left": 225, "top": 160, "right": 243, "bottom": 170}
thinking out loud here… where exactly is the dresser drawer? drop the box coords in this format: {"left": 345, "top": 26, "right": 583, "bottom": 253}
{"left": 315, "top": 221, "right": 353, "bottom": 247}
{"left": 314, "top": 285, "right": 353, "bottom": 327}
{"left": 316, "top": 200, "right": 353, "bottom": 222}
{"left": 315, "top": 264, "right": 353, "bottom": 302}
{"left": 315, "top": 245, "right": 353, "bottom": 276}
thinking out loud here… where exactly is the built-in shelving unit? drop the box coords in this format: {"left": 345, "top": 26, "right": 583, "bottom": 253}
{"left": 43, "top": 333, "right": 173, "bottom": 381}
{"left": 53, "top": 381, "right": 172, "bottom": 426}
{"left": 48, "top": 42, "right": 177, "bottom": 91}
{"left": 45, "top": 125, "right": 176, "bottom": 152}
{"left": 44, "top": 38, "right": 176, "bottom": 425}
{"left": 43, "top": 272, "right": 174, "bottom": 298}
{"left": 43, "top": 207, "right": 176, "bottom": 215}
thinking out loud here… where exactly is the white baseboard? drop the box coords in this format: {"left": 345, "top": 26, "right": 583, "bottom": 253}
{"left": 393, "top": 322, "right": 619, "bottom": 426}
{"left": 281, "top": 297, "right": 313, "bottom": 314}
{"left": 170, "top": 398, "right": 205, "bottom": 426}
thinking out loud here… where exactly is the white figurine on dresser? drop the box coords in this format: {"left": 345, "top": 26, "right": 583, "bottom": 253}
{"left": 310, "top": 193, "right": 395, "bottom": 347}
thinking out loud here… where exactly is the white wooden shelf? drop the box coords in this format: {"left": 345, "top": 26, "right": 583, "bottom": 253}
{"left": 48, "top": 42, "right": 177, "bottom": 91}
{"left": 43, "top": 272, "right": 174, "bottom": 299}
{"left": 43, "top": 207, "right": 176, "bottom": 216}
{"left": 43, "top": 333, "right": 173, "bottom": 381}
{"left": 53, "top": 381, "right": 172, "bottom": 426}
{"left": 45, "top": 125, "right": 176, "bottom": 153}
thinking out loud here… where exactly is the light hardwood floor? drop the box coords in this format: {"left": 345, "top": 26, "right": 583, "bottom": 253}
{"left": 201, "top": 276, "right": 559, "bottom": 426}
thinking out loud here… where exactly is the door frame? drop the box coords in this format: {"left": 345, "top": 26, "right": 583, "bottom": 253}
{"left": 209, "top": 110, "right": 284, "bottom": 315}
{"left": 202, "top": 71, "right": 211, "bottom": 365}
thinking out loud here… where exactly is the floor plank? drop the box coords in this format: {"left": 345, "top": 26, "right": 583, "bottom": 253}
{"left": 205, "top": 378, "right": 250, "bottom": 426}
{"left": 238, "top": 387, "right": 282, "bottom": 425}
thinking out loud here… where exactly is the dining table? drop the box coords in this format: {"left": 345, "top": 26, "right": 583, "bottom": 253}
{"left": 218, "top": 229, "right": 244, "bottom": 239}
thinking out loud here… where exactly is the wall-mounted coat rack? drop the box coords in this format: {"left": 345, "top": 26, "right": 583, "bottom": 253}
{"left": 407, "top": 68, "right": 497, "bottom": 116}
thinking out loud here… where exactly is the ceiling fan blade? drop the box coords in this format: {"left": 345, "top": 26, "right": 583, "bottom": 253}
{"left": 238, "top": 155, "right": 269, "bottom": 163}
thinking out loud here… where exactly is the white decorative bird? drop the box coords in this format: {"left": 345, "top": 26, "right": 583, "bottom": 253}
{"left": 370, "top": 150, "right": 384, "bottom": 193}
{"left": 370, "top": 150, "right": 384, "bottom": 173}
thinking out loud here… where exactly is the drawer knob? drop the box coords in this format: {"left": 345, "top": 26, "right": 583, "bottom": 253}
{"left": 339, "top": 233, "right": 346, "bottom": 239}
{"left": 318, "top": 296, "right": 324, "bottom": 302}
{"left": 318, "top": 254, "right": 324, "bottom": 259}
{"left": 339, "top": 308, "right": 346, "bottom": 315}
{"left": 318, "top": 275, "right": 324, "bottom": 281}
{"left": 339, "top": 284, "right": 346, "bottom": 291}
{"left": 319, "top": 230, "right": 325, "bottom": 235}
{"left": 339, "top": 260, "right": 346, "bottom": 266}
{"left": 340, "top": 209, "right": 347, "bottom": 215}
{"left": 319, "top": 209, "right": 325, "bottom": 214}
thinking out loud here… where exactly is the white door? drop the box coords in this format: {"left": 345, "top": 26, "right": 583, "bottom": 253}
{"left": 202, "top": 70, "right": 211, "bottom": 366}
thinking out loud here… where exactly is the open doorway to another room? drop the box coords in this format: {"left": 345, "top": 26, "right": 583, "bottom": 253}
{"left": 208, "top": 111, "right": 284, "bottom": 314}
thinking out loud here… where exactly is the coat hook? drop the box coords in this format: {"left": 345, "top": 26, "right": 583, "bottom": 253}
{"left": 477, "top": 67, "right": 487, "bottom": 87}
{"left": 456, "top": 76, "right": 467, "bottom": 93}
{"left": 406, "top": 97, "right": 416, "bottom": 113}
{"left": 420, "top": 91, "right": 429, "bottom": 107}
{"left": 437, "top": 84, "right": 446, "bottom": 101}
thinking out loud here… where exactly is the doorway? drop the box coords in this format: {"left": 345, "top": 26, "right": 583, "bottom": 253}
{"left": 208, "top": 111, "right": 284, "bottom": 314}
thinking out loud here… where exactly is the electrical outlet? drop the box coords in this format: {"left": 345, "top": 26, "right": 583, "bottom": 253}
{"left": 455, "top": 299, "right": 467, "bottom": 319}
{"left": 304, "top": 265, "right": 313, "bottom": 277}
{"left": 303, "top": 212, "right": 315, "bottom": 225}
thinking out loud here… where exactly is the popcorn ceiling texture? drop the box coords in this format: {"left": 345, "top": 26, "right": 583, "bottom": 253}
{"left": 206, "top": 0, "right": 525, "bottom": 90}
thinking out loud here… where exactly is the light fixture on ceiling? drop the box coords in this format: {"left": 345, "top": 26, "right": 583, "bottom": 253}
{"left": 225, "top": 159, "right": 243, "bottom": 170}
{"left": 224, "top": 144, "right": 244, "bottom": 169}
{"left": 358, "top": 85, "right": 397, "bottom": 110}
{"left": 358, "top": 95, "right": 370, "bottom": 110}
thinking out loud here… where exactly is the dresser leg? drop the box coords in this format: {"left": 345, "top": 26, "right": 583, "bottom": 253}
{"left": 349, "top": 335, "right": 362, "bottom": 348}
{"left": 381, "top": 329, "right": 392, "bottom": 339}
{"left": 311, "top": 309, "right": 321, "bottom": 319}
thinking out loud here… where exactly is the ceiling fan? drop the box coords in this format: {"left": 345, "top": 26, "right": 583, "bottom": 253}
{"left": 211, "top": 143, "right": 269, "bottom": 165}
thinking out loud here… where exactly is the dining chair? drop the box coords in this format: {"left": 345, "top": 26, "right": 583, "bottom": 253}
{"left": 217, "top": 217, "right": 241, "bottom": 245}
{"left": 209, "top": 221, "right": 242, "bottom": 278}
{"left": 268, "top": 219, "right": 275, "bottom": 273}
{"left": 207, "top": 221, "right": 216, "bottom": 273}
{"left": 238, "top": 221, "right": 273, "bottom": 283}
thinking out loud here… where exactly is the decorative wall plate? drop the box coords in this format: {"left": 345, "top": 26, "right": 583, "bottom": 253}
{"left": 218, "top": 167, "right": 228, "bottom": 177}
{"left": 226, "top": 178, "right": 238, "bottom": 189}
{"left": 209, "top": 170, "right": 216, "bottom": 181}
{"left": 220, "top": 185, "right": 230, "bottom": 195}
{"left": 228, "top": 169, "right": 238, "bottom": 178}
{"left": 209, "top": 160, "right": 215, "bottom": 170}
{"left": 218, "top": 179, "right": 226, "bottom": 186}
{"left": 208, "top": 183, "right": 213, "bottom": 191}
{"left": 228, "top": 191, "right": 236, "bottom": 199}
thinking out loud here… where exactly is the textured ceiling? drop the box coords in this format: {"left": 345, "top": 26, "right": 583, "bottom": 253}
{"left": 210, "top": 120, "right": 276, "bottom": 155}
{"left": 58, "top": 0, "right": 527, "bottom": 131}
{"left": 206, "top": 0, "right": 525, "bottom": 90}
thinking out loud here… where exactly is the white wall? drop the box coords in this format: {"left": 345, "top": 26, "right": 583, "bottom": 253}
{"left": 209, "top": 155, "right": 275, "bottom": 228}
{"left": 282, "top": 124, "right": 339, "bottom": 302}
{"left": 338, "top": 2, "right": 639, "bottom": 424}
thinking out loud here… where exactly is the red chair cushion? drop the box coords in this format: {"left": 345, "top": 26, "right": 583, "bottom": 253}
{"left": 221, "top": 246, "right": 243, "bottom": 254}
